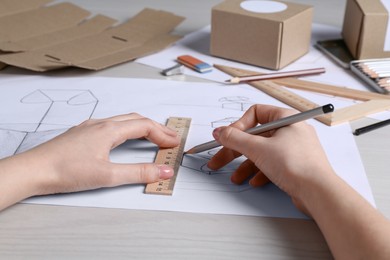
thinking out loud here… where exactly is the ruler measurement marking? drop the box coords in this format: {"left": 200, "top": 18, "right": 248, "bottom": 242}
{"left": 145, "top": 117, "right": 191, "bottom": 195}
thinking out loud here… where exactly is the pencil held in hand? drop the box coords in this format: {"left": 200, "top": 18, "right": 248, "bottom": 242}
{"left": 185, "top": 104, "right": 334, "bottom": 155}
{"left": 226, "top": 67, "right": 326, "bottom": 84}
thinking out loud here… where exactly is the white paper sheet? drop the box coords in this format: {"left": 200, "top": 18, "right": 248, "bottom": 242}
{"left": 136, "top": 24, "right": 390, "bottom": 120}
{"left": 0, "top": 76, "right": 374, "bottom": 219}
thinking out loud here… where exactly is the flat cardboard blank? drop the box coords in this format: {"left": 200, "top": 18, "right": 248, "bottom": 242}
{"left": 0, "top": 1, "right": 184, "bottom": 71}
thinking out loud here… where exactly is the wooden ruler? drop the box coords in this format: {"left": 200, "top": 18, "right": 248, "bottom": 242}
{"left": 215, "top": 64, "right": 390, "bottom": 126}
{"left": 145, "top": 117, "right": 191, "bottom": 195}
{"left": 272, "top": 77, "right": 390, "bottom": 101}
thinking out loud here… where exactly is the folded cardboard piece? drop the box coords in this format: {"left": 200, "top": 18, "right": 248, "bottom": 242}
{"left": 342, "top": 0, "right": 390, "bottom": 59}
{"left": 210, "top": 0, "right": 312, "bottom": 70}
{"left": 0, "top": 0, "right": 52, "bottom": 17}
{"left": 0, "top": 1, "right": 184, "bottom": 71}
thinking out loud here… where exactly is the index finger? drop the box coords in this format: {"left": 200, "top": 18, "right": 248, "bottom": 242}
{"left": 111, "top": 118, "right": 179, "bottom": 148}
{"left": 230, "top": 104, "right": 296, "bottom": 133}
{"left": 208, "top": 105, "right": 294, "bottom": 169}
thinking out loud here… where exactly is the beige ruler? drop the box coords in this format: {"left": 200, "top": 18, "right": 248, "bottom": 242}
{"left": 145, "top": 117, "right": 191, "bottom": 195}
{"left": 215, "top": 64, "right": 390, "bottom": 126}
{"left": 272, "top": 77, "right": 390, "bottom": 101}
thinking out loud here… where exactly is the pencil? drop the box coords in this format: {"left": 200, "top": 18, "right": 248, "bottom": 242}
{"left": 184, "top": 104, "right": 334, "bottom": 155}
{"left": 351, "top": 60, "right": 390, "bottom": 94}
{"left": 353, "top": 118, "right": 390, "bottom": 136}
{"left": 226, "top": 67, "right": 325, "bottom": 84}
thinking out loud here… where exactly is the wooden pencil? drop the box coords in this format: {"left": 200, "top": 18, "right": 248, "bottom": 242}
{"left": 351, "top": 60, "right": 390, "bottom": 94}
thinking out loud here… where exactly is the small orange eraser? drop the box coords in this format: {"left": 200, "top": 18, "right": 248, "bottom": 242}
{"left": 177, "top": 55, "right": 212, "bottom": 73}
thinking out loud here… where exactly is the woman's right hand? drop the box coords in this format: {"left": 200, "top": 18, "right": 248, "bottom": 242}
{"left": 207, "top": 104, "right": 335, "bottom": 211}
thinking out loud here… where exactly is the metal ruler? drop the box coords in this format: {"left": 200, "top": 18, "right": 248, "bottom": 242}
{"left": 145, "top": 117, "right": 191, "bottom": 195}
{"left": 215, "top": 64, "right": 390, "bottom": 126}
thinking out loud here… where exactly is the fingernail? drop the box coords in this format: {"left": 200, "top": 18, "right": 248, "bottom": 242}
{"left": 206, "top": 162, "right": 216, "bottom": 170}
{"left": 157, "top": 165, "right": 174, "bottom": 179}
{"left": 213, "top": 127, "right": 222, "bottom": 140}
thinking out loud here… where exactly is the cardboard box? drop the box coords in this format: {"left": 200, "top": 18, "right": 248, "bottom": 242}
{"left": 342, "top": 0, "right": 390, "bottom": 59}
{"left": 210, "top": 0, "right": 312, "bottom": 70}
{"left": 0, "top": 1, "right": 184, "bottom": 71}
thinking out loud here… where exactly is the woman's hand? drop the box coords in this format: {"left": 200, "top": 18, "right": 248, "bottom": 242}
{"left": 207, "top": 104, "right": 334, "bottom": 208}
{"left": 0, "top": 113, "right": 179, "bottom": 210}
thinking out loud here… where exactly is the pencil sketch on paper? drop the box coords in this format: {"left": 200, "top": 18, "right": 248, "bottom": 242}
{"left": 180, "top": 151, "right": 252, "bottom": 193}
{"left": 211, "top": 117, "right": 239, "bottom": 128}
{"left": 11, "top": 78, "right": 372, "bottom": 219}
{"left": 205, "top": 96, "right": 253, "bottom": 128}
{"left": 0, "top": 89, "right": 98, "bottom": 159}
{"left": 0, "top": 89, "right": 255, "bottom": 195}
{"left": 219, "top": 96, "right": 253, "bottom": 111}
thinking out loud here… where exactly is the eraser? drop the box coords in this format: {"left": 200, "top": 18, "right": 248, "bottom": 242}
{"left": 177, "top": 55, "right": 212, "bottom": 73}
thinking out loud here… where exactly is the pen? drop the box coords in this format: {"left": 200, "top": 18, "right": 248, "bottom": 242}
{"left": 353, "top": 118, "right": 390, "bottom": 136}
{"left": 226, "top": 67, "right": 326, "bottom": 84}
{"left": 184, "top": 104, "right": 334, "bottom": 155}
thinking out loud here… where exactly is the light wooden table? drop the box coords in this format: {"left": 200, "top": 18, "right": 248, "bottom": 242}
{"left": 1, "top": 1, "right": 389, "bottom": 259}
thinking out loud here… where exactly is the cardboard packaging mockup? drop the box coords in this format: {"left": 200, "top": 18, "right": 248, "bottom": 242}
{"left": 342, "top": 0, "right": 390, "bottom": 59}
{"left": 210, "top": 0, "right": 313, "bottom": 70}
{"left": 0, "top": 0, "right": 52, "bottom": 17}
{"left": 0, "top": 1, "right": 184, "bottom": 71}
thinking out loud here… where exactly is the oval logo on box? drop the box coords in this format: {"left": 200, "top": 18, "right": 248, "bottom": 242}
{"left": 240, "top": 0, "right": 287, "bottom": 13}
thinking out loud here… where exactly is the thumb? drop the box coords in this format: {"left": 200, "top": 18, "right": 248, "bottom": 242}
{"left": 107, "top": 163, "right": 174, "bottom": 186}
{"left": 214, "top": 126, "right": 261, "bottom": 158}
